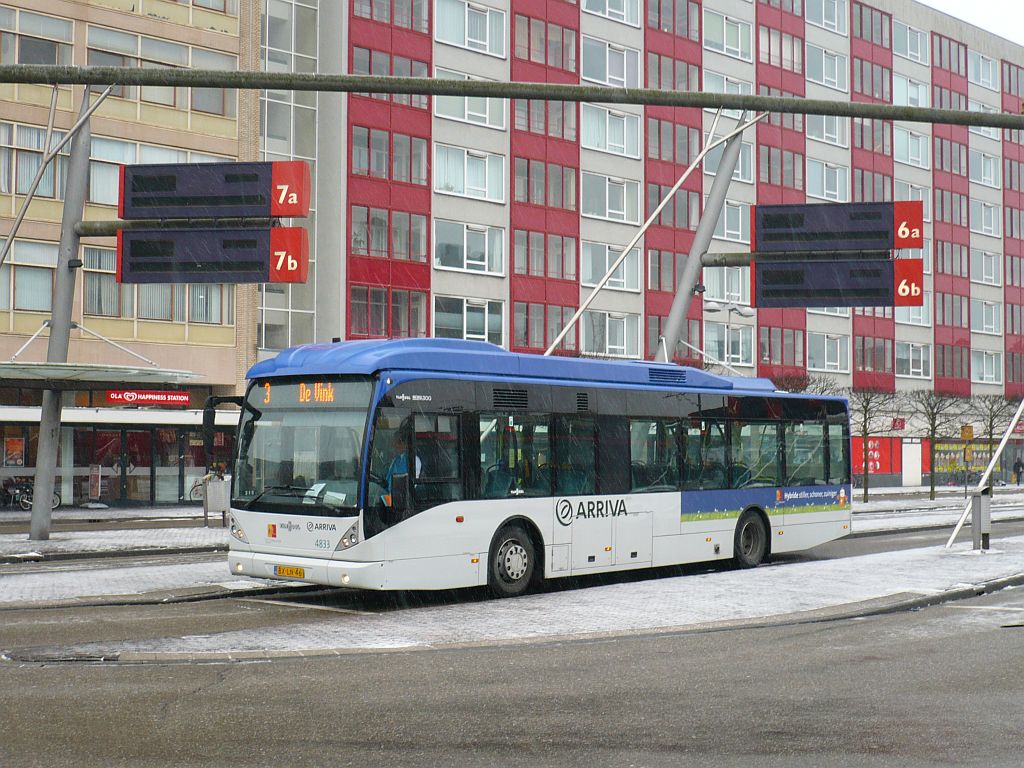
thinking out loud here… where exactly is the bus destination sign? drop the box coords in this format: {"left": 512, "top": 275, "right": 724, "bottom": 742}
{"left": 753, "top": 201, "right": 924, "bottom": 255}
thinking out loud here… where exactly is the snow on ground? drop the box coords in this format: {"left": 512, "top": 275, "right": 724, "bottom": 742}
{"left": 28, "top": 536, "right": 1024, "bottom": 656}
{"left": 1, "top": 487, "right": 1023, "bottom": 657}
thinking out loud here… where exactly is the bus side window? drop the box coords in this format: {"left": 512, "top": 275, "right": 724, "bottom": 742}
{"left": 683, "top": 421, "right": 727, "bottom": 490}
{"left": 478, "top": 414, "right": 553, "bottom": 499}
{"left": 784, "top": 422, "right": 827, "bottom": 486}
{"left": 629, "top": 418, "right": 680, "bottom": 492}
{"left": 827, "top": 423, "right": 850, "bottom": 484}
{"left": 597, "top": 416, "right": 630, "bottom": 494}
{"left": 730, "top": 422, "right": 781, "bottom": 489}
{"left": 412, "top": 413, "right": 462, "bottom": 510}
{"left": 553, "top": 415, "right": 596, "bottom": 496}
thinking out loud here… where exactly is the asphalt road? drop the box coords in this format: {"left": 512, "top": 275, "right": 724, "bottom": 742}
{"left": 2, "top": 526, "right": 1024, "bottom": 766}
{"left": 1, "top": 582, "right": 1022, "bottom": 767}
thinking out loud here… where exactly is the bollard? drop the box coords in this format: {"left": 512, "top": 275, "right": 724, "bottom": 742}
{"left": 971, "top": 486, "right": 992, "bottom": 550}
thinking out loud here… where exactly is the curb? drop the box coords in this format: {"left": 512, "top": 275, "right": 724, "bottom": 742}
{"left": 0, "top": 545, "right": 226, "bottom": 565}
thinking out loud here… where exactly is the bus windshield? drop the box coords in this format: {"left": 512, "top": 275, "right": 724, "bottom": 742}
{"left": 233, "top": 376, "right": 374, "bottom": 515}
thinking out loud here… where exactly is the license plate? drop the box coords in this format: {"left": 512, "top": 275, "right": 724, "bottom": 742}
{"left": 274, "top": 565, "right": 305, "bottom": 579}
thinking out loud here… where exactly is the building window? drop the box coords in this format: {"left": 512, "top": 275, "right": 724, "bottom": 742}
{"left": 971, "top": 200, "right": 1000, "bottom": 236}
{"left": 705, "top": 321, "right": 753, "bottom": 367}
{"left": 582, "top": 0, "right": 639, "bottom": 27}
{"left": 647, "top": 118, "right": 700, "bottom": 165}
{"left": 514, "top": 230, "right": 577, "bottom": 280}
{"left": 893, "top": 20, "right": 928, "bottom": 64}
{"left": 434, "top": 220, "right": 504, "bottom": 274}
{"left": 970, "top": 249, "right": 1000, "bottom": 286}
{"left": 971, "top": 350, "right": 1002, "bottom": 384}
{"left": 581, "top": 104, "right": 640, "bottom": 158}
{"left": 894, "top": 290, "right": 931, "bottom": 326}
{"left": 581, "top": 172, "right": 640, "bottom": 223}
{"left": 435, "top": 0, "right": 505, "bottom": 57}
{"left": 647, "top": 184, "right": 701, "bottom": 230}
{"left": 704, "top": 9, "right": 752, "bottom": 61}
{"left": 968, "top": 100, "right": 1000, "bottom": 140}
{"left": 705, "top": 141, "right": 754, "bottom": 184}
{"left": 703, "top": 71, "right": 753, "bottom": 119}
{"left": 0, "top": 9, "right": 73, "bottom": 66}
{"left": 581, "top": 36, "right": 640, "bottom": 88}
{"left": 434, "top": 296, "right": 504, "bottom": 345}
{"left": 968, "top": 50, "right": 999, "bottom": 91}
{"left": 513, "top": 158, "right": 577, "bottom": 210}
{"left": 971, "top": 299, "right": 1002, "bottom": 335}
{"left": 758, "top": 25, "right": 803, "bottom": 73}
{"left": 894, "top": 127, "right": 930, "bottom": 169}
{"left": 514, "top": 303, "right": 577, "bottom": 352}
{"left": 759, "top": 326, "right": 804, "bottom": 367}
{"left": 582, "top": 311, "right": 640, "bottom": 358}
{"left": 647, "top": 0, "right": 699, "bottom": 40}
{"left": 807, "top": 332, "right": 849, "bottom": 372}
{"left": 513, "top": 15, "right": 577, "bottom": 71}
{"left": 354, "top": 0, "right": 429, "bottom": 31}
{"left": 435, "top": 144, "right": 505, "bottom": 202}
{"left": 352, "top": 48, "right": 429, "bottom": 108}
{"left": 83, "top": 247, "right": 134, "bottom": 318}
{"left": 893, "top": 75, "right": 928, "bottom": 108}
{"left": 713, "top": 202, "right": 751, "bottom": 243}
{"left": 806, "top": 114, "right": 848, "bottom": 147}
{"left": 855, "top": 336, "right": 893, "bottom": 373}
{"left": 969, "top": 149, "right": 1000, "bottom": 188}
{"left": 806, "top": 44, "right": 848, "bottom": 92}
{"left": 807, "top": 159, "right": 848, "bottom": 202}
{"left": 806, "top": 0, "right": 847, "bottom": 35}
{"left": 703, "top": 266, "right": 750, "bottom": 304}
{"left": 514, "top": 100, "right": 577, "bottom": 141}
{"left": 350, "top": 206, "right": 428, "bottom": 262}
{"left": 581, "top": 242, "right": 640, "bottom": 291}
{"left": 895, "top": 181, "right": 931, "bottom": 221}
{"left": 895, "top": 342, "right": 931, "bottom": 379}
{"left": 5, "top": 240, "right": 55, "bottom": 313}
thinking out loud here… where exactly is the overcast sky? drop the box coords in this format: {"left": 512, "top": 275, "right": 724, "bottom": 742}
{"left": 917, "top": 1, "right": 1024, "bottom": 47}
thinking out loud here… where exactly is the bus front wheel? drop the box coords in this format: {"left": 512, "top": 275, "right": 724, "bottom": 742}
{"left": 733, "top": 510, "right": 768, "bottom": 568}
{"left": 488, "top": 524, "right": 536, "bottom": 598}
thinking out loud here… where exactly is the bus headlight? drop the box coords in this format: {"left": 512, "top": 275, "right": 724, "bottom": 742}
{"left": 228, "top": 514, "right": 248, "bottom": 543}
{"left": 335, "top": 521, "right": 360, "bottom": 551}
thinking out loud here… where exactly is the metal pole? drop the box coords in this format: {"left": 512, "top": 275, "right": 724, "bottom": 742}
{"left": 658, "top": 118, "right": 749, "bottom": 363}
{"left": 4, "top": 66, "right": 1024, "bottom": 131}
{"left": 945, "top": 397, "right": 1024, "bottom": 548}
{"left": 29, "top": 87, "right": 92, "bottom": 541}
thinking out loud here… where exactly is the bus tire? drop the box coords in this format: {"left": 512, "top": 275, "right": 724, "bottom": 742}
{"left": 488, "top": 524, "right": 536, "bottom": 598}
{"left": 733, "top": 509, "right": 768, "bottom": 568}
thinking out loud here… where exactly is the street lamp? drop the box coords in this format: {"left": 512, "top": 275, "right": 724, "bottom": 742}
{"left": 703, "top": 301, "right": 755, "bottom": 368}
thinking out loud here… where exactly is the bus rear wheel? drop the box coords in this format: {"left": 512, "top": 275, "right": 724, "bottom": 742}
{"left": 733, "top": 510, "right": 768, "bottom": 568}
{"left": 488, "top": 524, "right": 536, "bottom": 598}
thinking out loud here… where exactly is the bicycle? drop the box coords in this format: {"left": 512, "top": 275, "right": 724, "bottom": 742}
{"left": 3, "top": 481, "right": 61, "bottom": 511}
{"left": 188, "top": 477, "right": 205, "bottom": 502}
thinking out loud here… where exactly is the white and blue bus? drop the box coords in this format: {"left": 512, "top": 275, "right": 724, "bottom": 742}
{"left": 225, "top": 339, "right": 851, "bottom": 597}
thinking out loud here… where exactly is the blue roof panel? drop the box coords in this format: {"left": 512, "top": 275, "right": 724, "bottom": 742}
{"left": 246, "top": 338, "right": 785, "bottom": 395}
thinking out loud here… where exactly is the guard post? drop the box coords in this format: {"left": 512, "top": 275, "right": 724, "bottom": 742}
{"left": 971, "top": 486, "right": 991, "bottom": 550}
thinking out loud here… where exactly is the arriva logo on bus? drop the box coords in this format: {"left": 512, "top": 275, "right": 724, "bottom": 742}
{"left": 556, "top": 498, "right": 629, "bottom": 526}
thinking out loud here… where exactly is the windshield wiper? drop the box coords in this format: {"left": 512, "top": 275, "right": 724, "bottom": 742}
{"left": 244, "top": 484, "right": 309, "bottom": 508}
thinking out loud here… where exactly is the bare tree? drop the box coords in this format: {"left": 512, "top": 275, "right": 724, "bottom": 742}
{"left": 847, "top": 387, "right": 901, "bottom": 502}
{"left": 969, "top": 394, "right": 1019, "bottom": 470}
{"left": 771, "top": 372, "right": 844, "bottom": 396}
{"left": 903, "top": 389, "right": 968, "bottom": 500}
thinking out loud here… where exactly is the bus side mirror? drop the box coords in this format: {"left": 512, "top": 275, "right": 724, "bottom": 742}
{"left": 391, "top": 473, "right": 411, "bottom": 514}
{"left": 202, "top": 402, "right": 217, "bottom": 466}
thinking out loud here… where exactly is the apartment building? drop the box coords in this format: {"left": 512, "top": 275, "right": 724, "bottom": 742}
{"left": 0, "top": 0, "right": 259, "bottom": 504}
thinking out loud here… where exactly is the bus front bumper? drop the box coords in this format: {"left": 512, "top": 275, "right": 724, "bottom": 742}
{"left": 229, "top": 551, "right": 386, "bottom": 590}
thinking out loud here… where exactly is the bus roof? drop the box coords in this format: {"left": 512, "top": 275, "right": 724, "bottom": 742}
{"left": 247, "top": 339, "right": 801, "bottom": 396}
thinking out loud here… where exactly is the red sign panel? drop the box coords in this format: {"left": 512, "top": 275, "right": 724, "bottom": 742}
{"left": 106, "top": 390, "right": 191, "bottom": 407}
{"left": 891, "top": 417, "right": 906, "bottom": 431}
{"left": 269, "top": 227, "right": 310, "bottom": 283}
{"left": 270, "top": 160, "right": 312, "bottom": 218}
{"left": 893, "top": 200, "right": 924, "bottom": 248}
{"left": 894, "top": 259, "right": 924, "bottom": 306}
{"left": 852, "top": 437, "right": 903, "bottom": 475}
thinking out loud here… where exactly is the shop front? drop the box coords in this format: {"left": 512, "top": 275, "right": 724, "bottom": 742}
{"left": 1, "top": 407, "right": 237, "bottom": 507}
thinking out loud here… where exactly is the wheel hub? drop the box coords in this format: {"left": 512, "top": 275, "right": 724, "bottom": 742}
{"left": 500, "top": 541, "right": 528, "bottom": 582}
